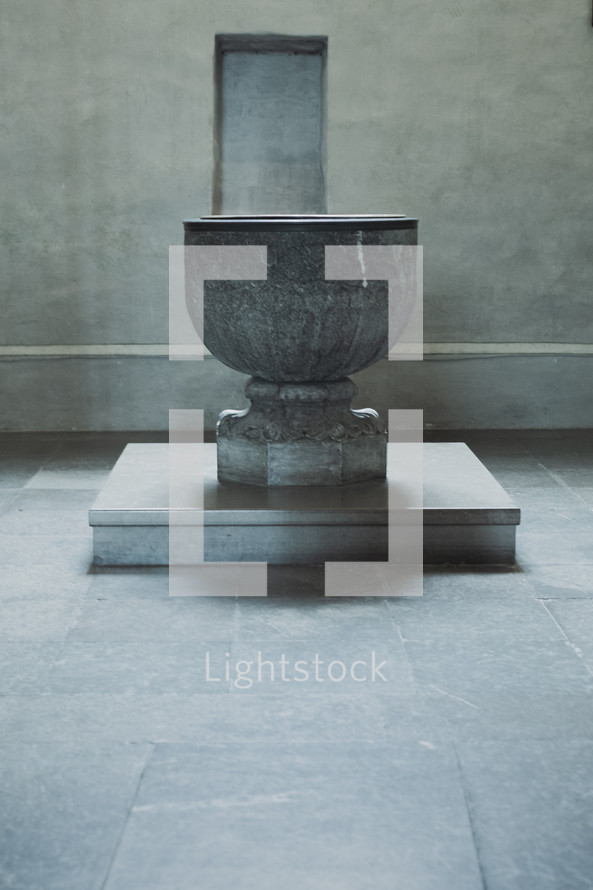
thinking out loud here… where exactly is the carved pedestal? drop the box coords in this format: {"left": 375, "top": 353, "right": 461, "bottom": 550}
{"left": 217, "top": 377, "right": 386, "bottom": 485}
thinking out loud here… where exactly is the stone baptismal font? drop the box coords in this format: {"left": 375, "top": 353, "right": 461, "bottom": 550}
{"left": 89, "top": 213, "right": 520, "bottom": 571}
{"left": 184, "top": 214, "right": 418, "bottom": 486}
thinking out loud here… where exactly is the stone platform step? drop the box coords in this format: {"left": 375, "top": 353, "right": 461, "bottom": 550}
{"left": 89, "top": 443, "right": 520, "bottom": 567}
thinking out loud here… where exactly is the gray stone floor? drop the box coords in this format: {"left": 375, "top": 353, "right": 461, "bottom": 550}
{"left": 0, "top": 429, "right": 592, "bottom": 890}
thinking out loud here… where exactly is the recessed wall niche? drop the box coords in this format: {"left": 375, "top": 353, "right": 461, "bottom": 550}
{"left": 213, "top": 34, "right": 327, "bottom": 214}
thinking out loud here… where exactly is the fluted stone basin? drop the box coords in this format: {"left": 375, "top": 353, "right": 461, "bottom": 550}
{"left": 184, "top": 215, "right": 418, "bottom": 486}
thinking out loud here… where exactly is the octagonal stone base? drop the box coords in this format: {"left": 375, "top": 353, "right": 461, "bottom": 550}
{"left": 218, "top": 433, "right": 387, "bottom": 486}
{"left": 216, "top": 377, "right": 387, "bottom": 486}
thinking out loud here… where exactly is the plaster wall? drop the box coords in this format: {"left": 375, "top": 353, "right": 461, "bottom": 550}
{"left": 1, "top": 0, "right": 592, "bottom": 429}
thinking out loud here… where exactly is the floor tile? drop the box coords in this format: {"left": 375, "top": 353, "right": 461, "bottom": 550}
{"left": 404, "top": 637, "right": 593, "bottom": 704}
{"left": 0, "top": 433, "right": 65, "bottom": 451}
{"left": 110, "top": 869, "right": 420, "bottom": 890}
{"left": 379, "top": 694, "right": 452, "bottom": 742}
{"left": 0, "top": 693, "right": 387, "bottom": 744}
{"left": 530, "top": 450, "right": 593, "bottom": 470}
{"left": 68, "top": 591, "right": 237, "bottom": 642}
{"left": 575, "top": 487, "right": 593, "bottom": 507}
{"left": 506, "top": 486, "right": 586, "bottom": 510}
{"left": 544, "top": 599, "right": 593, "bottom": 645}
{"left": 0, "top": 507, "right": 92, "bottom": 535}
{"left": 0, "top": 595, "right": 82, "bottom": 642}
{"left": 0, "top": 741, "right": 151, "bottom": 890}
{"left": 388, "top": 570, "right": 561, "bottom": 642}
{"left": 517, "top": 505, "right": 593, "bottom": 531}
{"left": 234, "top": 593, "right": 396, "bottom": 642}
{"left": 82, "top": 571, "right": 170, "bottom": 600}
{"left": 45, "top": 641, "right": 233, "bottom": 694}
{"left": 0, "top": 488, "right": 97, "bottom": 537}
{"left": 40, "top": 440, "right": 126, "bottom": 469}
{"left": 0, "top": 485, "right": 95, "bottom": 539}
{"left": 547, "top": 468, "right": 593, "bottom": 489}
{"left": 482, "top": 467, "right": 563, "bottom": 489}
{"left": 102, "top": 742, "right": 482, "bottom": 890}
{"left": 4, "top": 488, "right": 100, "bottom": 510}
{"left": 522, "top": 564, "right": 593, "bottom": 599}
{"left": 25, "top": 468, "right": 112, "bottom": 489}
{"left": 516, "top": 528, "right": 593, "bottom": 566}
{"left": 0, "top": 534, "right": 93, "bottom": 573}
{"left": 515, "top": 511, "right": 593, "bottom": 565}
{"left": 0, "top": 489, "right": 21, "bottom": 513}
{"left": 457, "top": 739, "right": 593, "bottom": 890}
{"left": 20, "top": 438, "right": 122, "bottom": 489}
{"left": 0, "top": 565, "right": 92, "bottom": 601}
{"left": 477, "top": 454, "right": 546, "bottom": 473}
{"left": 464, "top": 441, "right": 531, "bottom": 458}
{"left": 0, "top": 643, "right": 62, "bottom": 694}
{"left": 227, "top": 638, "right": 413, "bottom": 695}
{"left": 516, "top": 431, "right": 593, "bottom": 442}
{"left": 0, "top": 456, "right": 57, "bottom": 488}
{"left": 419, "top": 689, "right": 593, "bottom": 740}
{"left": 523, "top": 437, "right": 593, "bottom": 464}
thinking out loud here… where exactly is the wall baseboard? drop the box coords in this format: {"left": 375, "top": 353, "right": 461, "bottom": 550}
{"left": 1, "top": 353, "right": 591, "bottom": 431}
{"left": 1, "top": 343, "right": 592, "bottom": 358}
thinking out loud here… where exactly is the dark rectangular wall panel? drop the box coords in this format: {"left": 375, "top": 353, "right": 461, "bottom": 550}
{"left": 213, "top": 35, "right": 327, "bottom": 214}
